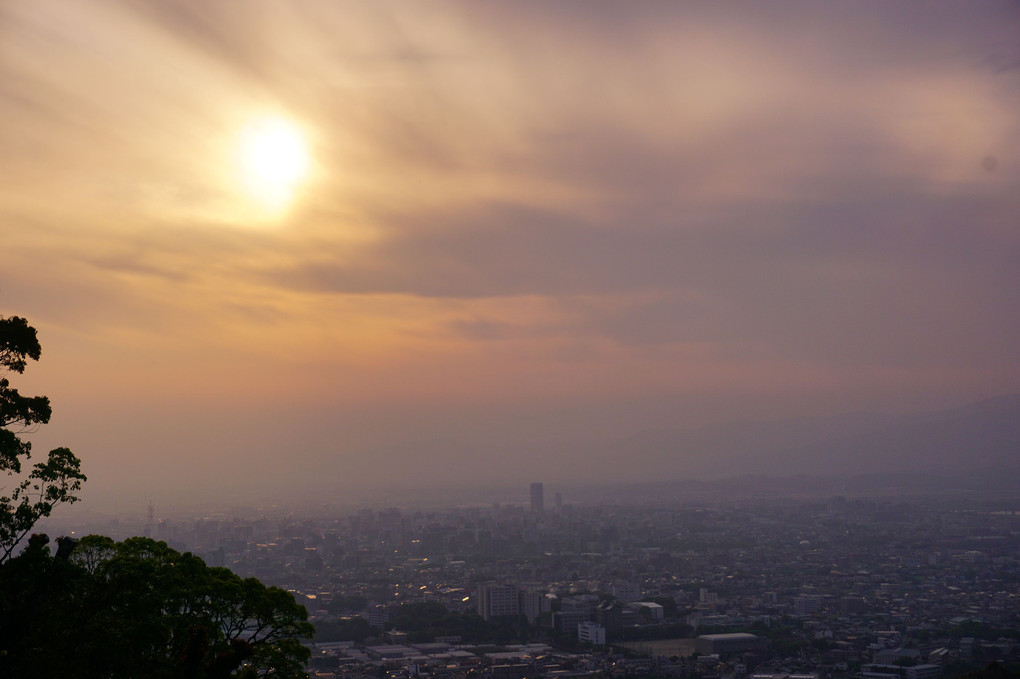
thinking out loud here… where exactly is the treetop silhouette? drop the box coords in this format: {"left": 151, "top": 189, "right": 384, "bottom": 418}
{"left": 0, "top": 313, "right": 85, "bottom": 563}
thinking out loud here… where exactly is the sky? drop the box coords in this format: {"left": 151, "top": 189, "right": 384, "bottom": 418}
{"left": 2, "top": 1, "right": 1019, "bottom": 508}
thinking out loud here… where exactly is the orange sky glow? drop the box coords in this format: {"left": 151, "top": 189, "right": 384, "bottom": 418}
{"left": 2, "top": 1, "right": 1019, "bottom": 508}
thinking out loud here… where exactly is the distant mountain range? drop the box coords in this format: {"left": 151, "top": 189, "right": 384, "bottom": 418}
{"left": 595, "top": 394, "right": 1020, "bottom": 484}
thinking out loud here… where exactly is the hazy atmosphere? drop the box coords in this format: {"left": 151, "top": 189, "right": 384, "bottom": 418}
{"left": 3, "top": 1, "right": 1019, "bottom": 508}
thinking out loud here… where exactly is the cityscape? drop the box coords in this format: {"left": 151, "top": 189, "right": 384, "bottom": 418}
{"left": 2, "top": 2, "right": 1019, "bottom": 678}
{"left": 47, "top": 481, "right": 1020, "bottom": 679}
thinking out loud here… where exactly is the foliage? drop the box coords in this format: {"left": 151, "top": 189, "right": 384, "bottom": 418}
{"left": 327, "top": 593, "right": 369, "bottom": 614}
{"left": 954, "top": 662, "right": 1020, "bottom": 679}
{"left": 0, "top": 534, "right": 313, "bottom": 678}
{"left": 386, "top": 601, "right": 528, "bottom": 644}
{"left": 0, "top": 313, "right": 310, "bottom": 675}
{"left": 313, "top": 616, "right": 377, "bottom": 643}
{"left": 0, "top": 314, "right": 86, "bottom": 562}
{"left": 953, "top": 620, "right": 1020, "bottom": 642}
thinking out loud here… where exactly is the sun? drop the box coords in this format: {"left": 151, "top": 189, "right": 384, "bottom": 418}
{"left": 237, "top": 117, "right": 310, "bottom": 211}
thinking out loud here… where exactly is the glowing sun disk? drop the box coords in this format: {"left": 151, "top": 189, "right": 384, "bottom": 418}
{"left": 237, "top": 117, "right": 310, "bottom": 211}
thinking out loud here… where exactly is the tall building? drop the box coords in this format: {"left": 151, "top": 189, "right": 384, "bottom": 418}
{"left": 477, "top": 583, "right": 519, "bottom": 620}
{"left": 519, "top": 588, "right": 550, "bottom": 623}
{"left": 794, "top": 594, "right": 822, "bottom": 616}
{"left": 530, "top": 482, "right": 544, "bottom": 514}
{"left": 578, "top": 621, "right": 606, "bottom": 645}
{"left": 595, "top": 600, "right": 624, "bottom": 632}
{"left": 613, "top": 582, "right": 641, "bottom": 603}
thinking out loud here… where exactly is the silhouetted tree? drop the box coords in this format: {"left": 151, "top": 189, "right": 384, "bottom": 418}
{"left": 327, "top": 593, "right": 369, "bottom": 614}
{"left": 0, "top": 312, "right": 310, "bottom": 677}
{"left": 314, "top": 616, "right": 376, "bottom": 643}
{"left": 0, "top": 313, "right": 85, "bottom": 562}
{"left": 957, "top": 663, "right": 1020, "bottom": 679}
{"left": 0, "top": 535, "right": 313, "bottom": 678}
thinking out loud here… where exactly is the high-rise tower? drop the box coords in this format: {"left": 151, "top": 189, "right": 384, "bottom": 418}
{"left": 530, "top": 482, "right": 544, "bottom": 514}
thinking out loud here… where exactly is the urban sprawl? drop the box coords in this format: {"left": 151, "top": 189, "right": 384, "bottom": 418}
{"left": 64, "top": 484, "right": 1018, "bottom": 679}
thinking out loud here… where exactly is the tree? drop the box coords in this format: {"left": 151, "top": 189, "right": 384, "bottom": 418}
{"left": 0, "top": 535, "right": 313, "bottom": 678}
{"left": 327, "top": 593, "right": 369, "bottom": 614}
{"left": 0, "top": 313, "right": 312, "bottom": 676}
{"left": 0, "top": 314, "right": 86, "bottom": 562}
{"left": 313, "top": 616, "right": 376, "bottom": 643}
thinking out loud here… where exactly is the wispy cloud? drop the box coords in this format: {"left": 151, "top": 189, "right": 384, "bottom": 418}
{"left": 2, "top": 1, "right": 1019, "bottom": 497}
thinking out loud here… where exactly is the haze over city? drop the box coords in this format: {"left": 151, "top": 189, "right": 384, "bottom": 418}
{"left": 2, "top": 1, "right": 1019, "bottom": 509}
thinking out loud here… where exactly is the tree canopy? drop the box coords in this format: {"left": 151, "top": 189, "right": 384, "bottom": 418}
{"left": 0, "top": 312, "right": 312, "bottom": 676}
{"left": 0, "top": 534, "right": 313, "bottom": 678}
{"left": 0, "top": 313, "right": 86, "bottom": 562}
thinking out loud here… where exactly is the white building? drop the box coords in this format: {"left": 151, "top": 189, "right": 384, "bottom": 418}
{"left": 578, "top": 621, "right": 606, "bottom": 645}
{"left": 793, "top": 595, "right": 821, "bottom": 616}
{"left": 477, "top": 583, "right": 519, "bottom": 620}
{"left": 519, "top": 588, "right": 550, "bottom": 623}
{"left": 614, "top": 582, "right": 642, "bottom": 603}
{"left": 633, "top": 601, "right": 664, "bottom": 620}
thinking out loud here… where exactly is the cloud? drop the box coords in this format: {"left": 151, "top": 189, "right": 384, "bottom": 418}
{"left": 2, "top": 1, "right": 1020, "bottom": 497}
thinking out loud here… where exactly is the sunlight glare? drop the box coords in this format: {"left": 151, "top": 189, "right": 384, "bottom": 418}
{"left": 237, "top": 117, "right": 310, "bottom": 212}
